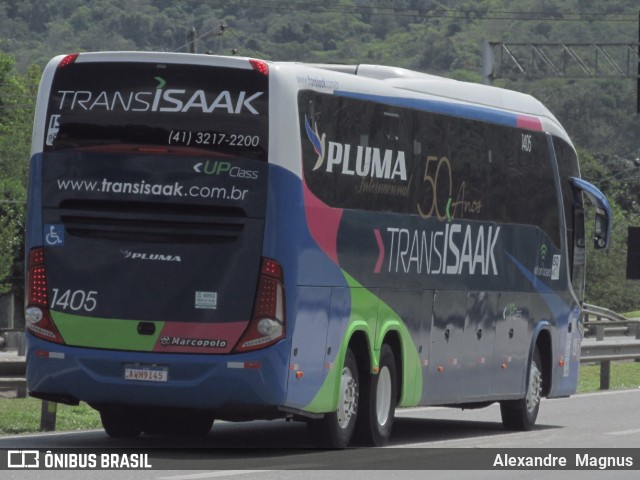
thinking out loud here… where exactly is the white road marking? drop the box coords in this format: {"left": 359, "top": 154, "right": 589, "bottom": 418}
{"left": 157, "top": 471, "right": 268, "bottom": 480}
{"left": 606, "top": 428, "right": 640, "bottom": 436}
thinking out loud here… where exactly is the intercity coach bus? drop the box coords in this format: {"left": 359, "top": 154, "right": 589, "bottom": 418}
{"left": 25, "top": 52, "right": 611, "bottom": 447}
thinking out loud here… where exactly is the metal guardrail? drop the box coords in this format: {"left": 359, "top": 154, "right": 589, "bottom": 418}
{"left": 0, "top": 356, "right": 26, "bottom": 382}
{"left": 0, "top": 348, "right": 57, "bottom": 431}
{"left": 583, "top": 303, "right": 640, "bottom": 339}
{"left": 0, "top": 331, "right": 27, "bottom": 390}
{"left": 581, "top": 303, "right": 640, "bottom": 390}
{"left": 581, "top": 338, "right": 640, "bottom": 362}
{"left": 2, "top": 306, "right": 640, "bottom": 431}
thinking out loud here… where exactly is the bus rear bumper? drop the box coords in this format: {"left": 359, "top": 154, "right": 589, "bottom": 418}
{"left": 26, "top": 333, "right": 291, "bottom": 417}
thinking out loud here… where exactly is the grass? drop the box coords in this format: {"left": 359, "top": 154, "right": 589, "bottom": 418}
{"left": 0, "top": 361, "right": 638, "bottom": 435}
{"left": 0, "top": 397, "right": 101, "bottom": 435}
{"left": 576, "top": 360, "right": 640, "bottom": 393}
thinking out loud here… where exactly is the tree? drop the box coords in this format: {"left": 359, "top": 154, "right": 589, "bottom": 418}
{"left": 0, "top": 53, "right": 37, "bottom": 294}
{"left": 580, "top": 149, "right": 640, "bottom": 313}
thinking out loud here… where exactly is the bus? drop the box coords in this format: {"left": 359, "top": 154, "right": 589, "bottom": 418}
{"left": 25, "top": 52, "right": 611, "bottom": 448}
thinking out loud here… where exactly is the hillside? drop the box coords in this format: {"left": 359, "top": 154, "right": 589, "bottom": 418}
{"left": 0, "top": 0, "right": 639, "bottom": 310}
{"left": 1, "top": 1, "right": 638, "bottom": 154}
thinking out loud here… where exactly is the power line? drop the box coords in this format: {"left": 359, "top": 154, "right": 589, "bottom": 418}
{"left": 178, "top": 0, "right": 638, "bottom": 22}
{"left": 172, "top": 25, "right": 225, "bottom": 52}
{"left": 225, "top": 27, "right": 266, "bottom": 59}
{"left": 173, "top": 24, "right": 267, "bottom": 58}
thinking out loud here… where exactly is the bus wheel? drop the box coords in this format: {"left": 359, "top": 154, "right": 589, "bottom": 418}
{"left": 307, "top": 348, "right": 359, "bottom": 448}
{"left": 100, "top": 408, "right": 143, "bottom": 439}
{"left": 500, "top": 347, "right": 543, "bottom": 431}
{"left": 355, "top": 343, "right": 397, "bottom": 446}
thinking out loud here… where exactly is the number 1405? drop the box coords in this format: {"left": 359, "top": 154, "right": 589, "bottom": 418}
{"left": 51, "top": 289, "right": 98, "bottom": 313}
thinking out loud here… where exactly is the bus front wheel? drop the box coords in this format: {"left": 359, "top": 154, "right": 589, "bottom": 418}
{"left": 500, "top": 347, "right": 543, "bottom": 431}
{"left": 307, "top": 348, "right": 359, "bottom": 448}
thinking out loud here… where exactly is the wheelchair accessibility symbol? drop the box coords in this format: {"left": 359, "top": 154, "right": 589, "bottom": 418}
{"left": 44, "top": 224, "right": 65, "bottom": 246}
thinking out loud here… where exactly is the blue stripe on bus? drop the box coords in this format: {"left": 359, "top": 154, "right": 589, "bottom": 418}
{"left": 505, "top": 251, "right": 572, "bottom": 323}
{"left": 262, "top": 164, "right": 352, "bottom": 409}
{"left": 334, "top": 90, "right": 539, "bottom": 130}
{"left": 263, "top": 163, "right": 349, "bottom": 288}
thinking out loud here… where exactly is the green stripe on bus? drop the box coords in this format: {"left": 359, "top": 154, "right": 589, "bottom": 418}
{"left": 304, "top": 272, "right": 422, "bottom": 413}
{"left": 51, "top": 311, "right": 162, "bottom": 351}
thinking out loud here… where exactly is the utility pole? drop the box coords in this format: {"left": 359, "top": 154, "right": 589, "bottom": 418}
{"left": 637, "top": 10, "right": 639, "bottom": 115}
{"left": 187, "top": 27, "right": 197, "bottom": 54}
{"left": 186, "top": 25, "right": 227, "bottom": 54}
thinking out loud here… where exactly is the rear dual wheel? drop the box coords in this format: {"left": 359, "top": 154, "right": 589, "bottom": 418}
{"left": 308, "top": 344, "right": 397, "bottom": 448}
{"left": 355, "top": 344, "right": 397, "bottom": 446}
{"left": 307, "top": 349, "right": 360, "bottom": 448}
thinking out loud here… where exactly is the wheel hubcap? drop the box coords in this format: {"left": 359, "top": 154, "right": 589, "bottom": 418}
{"left": 337, "top": 366, "right": 357, "bottom": 429}
{"left": 376, "top": 366, "right": 392, "bottom": 426}
{"left": 526, "top": 362, "right": 542, "bottom": 413}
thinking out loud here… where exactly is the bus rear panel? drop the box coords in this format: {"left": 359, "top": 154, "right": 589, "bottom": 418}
{"left": 26, "top": 54, "right": 290, "bottom": 419}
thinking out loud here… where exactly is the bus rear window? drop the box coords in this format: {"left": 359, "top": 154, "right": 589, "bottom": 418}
{"left": 44, "top": 61, "right": 268, "bottom": 161}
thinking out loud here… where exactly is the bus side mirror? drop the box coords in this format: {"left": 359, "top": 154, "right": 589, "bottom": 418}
{"left": 570, "top": 177, "right": 611, "bottom": 250}
{"left": 593, "top": 210, "right": 609, "bottom": 249}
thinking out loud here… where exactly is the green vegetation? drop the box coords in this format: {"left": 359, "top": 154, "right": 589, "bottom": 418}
{"left": 0, "top": 54, "right": 37, "bottom": 295}
{"left": 577, "top": 361, "right": 640, "bottom": 393}
{"left": 1, "top": 1, "right": 640, "bottom": 311}
{"left": 0, "top": 397, "right": 101, "bottom": 435}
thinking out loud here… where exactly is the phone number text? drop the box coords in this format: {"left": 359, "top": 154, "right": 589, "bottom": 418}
{"left": 168, "top": 130, "right": 261, "bottom": 147}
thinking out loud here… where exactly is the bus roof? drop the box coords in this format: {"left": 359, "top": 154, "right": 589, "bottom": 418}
{"left": 43, "top": 52, "right": 572, "bottom": 147}
{"left": 304, "top": 62, "right": 569, "bottom": 145}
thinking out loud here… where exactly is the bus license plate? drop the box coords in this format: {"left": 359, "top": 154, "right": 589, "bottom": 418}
{"left": 124, "top": 365, "right": 168, "bottom": 382}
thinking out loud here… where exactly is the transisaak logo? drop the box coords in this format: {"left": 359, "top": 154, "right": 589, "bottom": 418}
{"left": 55, "top": 76, "right": 263, "bottom": 115}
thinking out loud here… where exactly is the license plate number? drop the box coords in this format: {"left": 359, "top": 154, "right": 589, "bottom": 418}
{"left": 124, "top": 365, "right": 168, "bottom": 382}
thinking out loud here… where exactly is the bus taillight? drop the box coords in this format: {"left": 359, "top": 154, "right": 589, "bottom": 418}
{"left": 249, "top": 59, "right": 269, "bottom": 76}
{"left": 58, "top": 53, "right": 79, "bottom": 68}
{"left": 234, "top": 258, "right": 285, "bottom": 353}
{"left": 25, "top": 248, "right": 64, "bottom": 344}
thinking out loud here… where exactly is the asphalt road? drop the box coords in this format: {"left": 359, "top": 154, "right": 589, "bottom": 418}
{"left": 0, "top": 388, "right": 638, "bottom": 480}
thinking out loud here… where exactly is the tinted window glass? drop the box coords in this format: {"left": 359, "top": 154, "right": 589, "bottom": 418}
{"left": 299, "top": 91, "right": 560, "bottom": 246}
{"left": 46, "top": 61, "right": 268, "bottom": 161}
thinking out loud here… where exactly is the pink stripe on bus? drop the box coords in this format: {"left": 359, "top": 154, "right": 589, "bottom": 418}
{"left": 303, "top": 180, "right": 343, "bottom": 265}
{"left": 517, "top": 115, "right": 543, "bottom": 131}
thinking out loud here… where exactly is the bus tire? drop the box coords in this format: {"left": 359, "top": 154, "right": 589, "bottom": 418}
{"left": 307, "top": 348, "right": 359, "bottom": 448}
{"left": 355, "top": 343, "right": 397, "bottom": 446}
{"left": 100, "top": 408, "right": 143, "bottom": 439}
{"left": 500, "top": 347, "right": 543, "bottom": 431}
